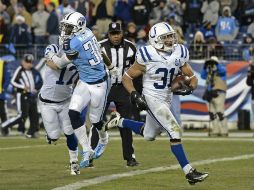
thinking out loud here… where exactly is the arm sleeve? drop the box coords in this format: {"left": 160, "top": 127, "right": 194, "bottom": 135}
{"left": 11, "top": 66, "right": 25, "bottom": 89}
{"left": 51, "top": 53, "right": 72, "bottom": 69}
{"left": 136, "top": 47, "right": 147, "bottom": 66}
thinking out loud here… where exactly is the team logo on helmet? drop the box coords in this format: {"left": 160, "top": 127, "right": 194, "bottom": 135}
{"left": 77, "top": 17, "right": 85, "bottom": 27}
{"left": 149, "top": 27, "right": 157, "bottom": 38}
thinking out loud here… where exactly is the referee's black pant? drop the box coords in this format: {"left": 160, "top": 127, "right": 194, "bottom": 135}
{"left": 90, "top": 84, "right": 135, "bottom": 161}
{"left": 2, "top": 93, "right": 39, "bottom": 135}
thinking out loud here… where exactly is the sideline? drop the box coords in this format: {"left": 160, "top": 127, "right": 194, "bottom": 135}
{"left": 52, "top": 154, "right": 254, "bottom": 190}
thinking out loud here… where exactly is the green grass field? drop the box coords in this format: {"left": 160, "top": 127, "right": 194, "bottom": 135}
{"left": 0, "top": 135, "right": 254, "bottom": 190}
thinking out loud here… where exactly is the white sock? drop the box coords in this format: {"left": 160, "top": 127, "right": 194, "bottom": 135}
{"left": 183, "top": 164, "right": 193, "bottom": 175}
{"left": 119, "top": 118, "right": 124, "bottom": 128}
{"left": 74, "top": 125, "right": 91, "bottom": 152}
{"left": 69, "top": 149, "right": 78, "bottom": 163}
{"left": 98, "top": 130, "right": 109, "bottom": 144}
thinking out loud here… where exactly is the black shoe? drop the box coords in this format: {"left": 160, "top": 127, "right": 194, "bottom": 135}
{"left": 185, "top": 169, "right": 209, "bottom": 185}
{"left": 1, "top": 127, "right": 9, "bottom": 136}
{"left": 126, "top": 158, "right": 139, "bottom": 167}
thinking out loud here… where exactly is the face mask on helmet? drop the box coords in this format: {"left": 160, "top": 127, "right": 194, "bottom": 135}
{"left": 59, "top": 22, "right": 75, "bottom": 37}
{"left": 158, "top": 32, "right": 177, "bottom": 52}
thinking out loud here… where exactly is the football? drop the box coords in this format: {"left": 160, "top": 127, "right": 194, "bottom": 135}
{"left": 171, "top": 75, "right": 191, "bottom": 92}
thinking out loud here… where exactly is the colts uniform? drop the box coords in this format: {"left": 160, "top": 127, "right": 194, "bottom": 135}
{"left": 63, "top": 29, "right": 110, "bottom": 123}
{"left": 39, "top": 63, "right": 78, "bottom": 139}
{"left": 137, "top": 44, "right": 189, "bottom": 140}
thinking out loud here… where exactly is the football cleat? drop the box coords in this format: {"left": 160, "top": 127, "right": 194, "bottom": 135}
{"left": 93, "top": 142, "right": 107, "bottom": 159}
{"left": 70, "top": 161, "right": 80, "bottom": 175}
{"left": 80, "top": 150, "right": 94, "bottom": 168}
{"left": 185, "top": 169, "right": 209, "bottom": 185}
{"left": 126, "top": 158, "right": 139, "bottom": 167}
{"left": 104, "top": 111, "right": 121, "bottom": 130}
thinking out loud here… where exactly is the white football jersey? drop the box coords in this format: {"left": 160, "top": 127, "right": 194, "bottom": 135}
{"left": 40, "top": 63, "right": 78, "bottom": 102}
{"left": 136, "top": 44, "right": 189, "bottom": 103}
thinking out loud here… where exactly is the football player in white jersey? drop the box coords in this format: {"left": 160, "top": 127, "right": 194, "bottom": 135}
{"left": 105, "top": 22, "right": 209, "bottom": 185}
{"left": 45, "top": 12, "right": 119, "bottom": 168}
{"left": 39, "top": 44, "right": 80, "bottom": 175}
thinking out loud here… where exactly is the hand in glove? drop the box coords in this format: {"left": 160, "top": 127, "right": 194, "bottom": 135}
{"left": 173, "top": 84, "right": 193, "bottom": 96}
{"left": 130, "top": 91, "right": 148, "bottom": 111}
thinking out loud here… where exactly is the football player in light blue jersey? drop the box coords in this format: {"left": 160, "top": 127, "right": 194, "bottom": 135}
{"left": 45, "top": 12, "right": 118, "bottom": 168}
{"left": 104, "top": 22, "right": 209, "bottom": 185}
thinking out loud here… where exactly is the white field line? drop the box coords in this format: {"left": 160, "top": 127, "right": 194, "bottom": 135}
{"left": 52, "top": 154, "right": 254, "bottom": 190}
{"left": 1, "top": 137, "right": 254, "bottom": 151}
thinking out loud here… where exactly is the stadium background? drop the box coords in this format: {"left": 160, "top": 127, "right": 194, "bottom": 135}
{"left": 0, "top": 0, "right": 254, "bottom": 129}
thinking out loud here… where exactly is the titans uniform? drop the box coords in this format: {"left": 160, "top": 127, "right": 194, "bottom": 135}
{"left": 63, "top": 28, "right": 110, "bottom": 123}
{"left": 39, "top": 63, "right": 78, "bottom": 139}
{"left": 137, "top": 44, "right": 189, "bottom": 140}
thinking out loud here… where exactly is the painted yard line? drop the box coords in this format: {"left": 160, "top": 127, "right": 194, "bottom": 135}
{"left": 0, "top": 143, "right": 64, "bottom": 151}
{"left": 52, "top": 154, "right": 254, "bottom": 190}
{"left": 1, "top": 137, "right": 254, "bottom": 150}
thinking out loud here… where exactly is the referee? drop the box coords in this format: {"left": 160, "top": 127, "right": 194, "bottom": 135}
{"left": 1, "top": 54, "right": 43, "bottom": 138}
{"left": 91, "top": 22, "right": 139, "bottom": 167}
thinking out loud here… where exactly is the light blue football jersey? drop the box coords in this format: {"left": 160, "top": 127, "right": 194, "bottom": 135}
{"left": 64, "top": 29, "right": 106, "bottom": 83}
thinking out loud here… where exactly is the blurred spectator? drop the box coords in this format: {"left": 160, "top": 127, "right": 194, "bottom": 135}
{"left": 46, "top": 2, "right": 59, "bottom": 44}
{"left": 247, "top": 19, "right": 254, "bottom": 38}
{"left": 201, "top": 56, "right": 228, "bottom": 137}
{"left": 0, "top": 0, "right": 10, "bottom": 24}
{"left": 167, "top": 13, "right": 184, "bottom": 44}
{"left": 149, "top": 0, "right": 170, "bottom": 26}
{"left": 9, "top": 15, "right": 31, "bottom": 49}
{"left": 199, "top": 20, "right": 216, "bottom": 40}
{"left": 167, "top": 0, "right": 183, "bottom": 26}
{"left": 20, "top": 0, "right": 38, "bottom": 13}
{"left": 201, "top": 0, "right": 220, "bottom": 26}
{"left": 91, "top": 0, "right": 116, "bottom": 35}
{"left": 44, "top": 0, "right": 59, "bottom": 7}
{"left": 0, "top": 58, "right": 11, "bottom": 136}
{"left": 12, "top": 3, "right": 32, "bottom": 27}
{"left": 189, "top": 31, "right": 207, "bottom": 59}
{"left": 218, "top": 0, "right": 238, "bottom": 15}
{"left": 91, "top": 25, "right": 103, "bottom": 40}
{"left": 131, "top": 0, "right": 152, "bottom": 28}
{"left": 6, "top": 0, "right": 17, "bottom": 22}
{"left": 75, "top": 0, "right": 88, "bottom": 16}
{"left": 114, "top": 0, "right": 134, "bottom": 25}
{"left": 181, "top": 0, "right": 202, "bottom": 27}
{"left": 136, "top": 28, "right": 148, "bottom": 48}
{"left": 125, "top": 22, "right": 137, "bottom": 43}
{"left": 242, "top": 34, "right": 254, "bottom": 61}
{"left": 207, "top": 37, "right": 224, "bottom": 58}
{"left": 0, "top": 14, "right": 8, "bottom": 43}
{"left": 57, "top": 0, "right": 75, "bottom": 21}
{"left": 32, "top": 2, "right": 49, "bottom": 45}
{"left": 215, "top": 6, "right": 239, "bottom": 42}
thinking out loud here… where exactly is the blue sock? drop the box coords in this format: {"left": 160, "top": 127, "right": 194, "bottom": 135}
{"left": 65, "top": 133, "right": 78, "bottom": 151}
{"left": 171, "top": 144, "right": 189, "bottom": 168}
{"left": 122, "top": 119, "right": 144, "bottom": 135}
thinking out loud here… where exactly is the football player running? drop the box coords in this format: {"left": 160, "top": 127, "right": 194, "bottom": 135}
{"left": 40, "top": 44, "right": 80, "bottom": 175}
{"left": 105, "top": 22, "right": 209, "bottom": 185}
{"left": 45, "top": 12, "right": 118, "bottom": 168}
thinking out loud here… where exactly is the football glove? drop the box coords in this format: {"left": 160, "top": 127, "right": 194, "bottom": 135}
{"left": 173, "top": 84, "right": 193, "bottom": 96}
{"left": 130, "top": 91, "right": 148, "bottom": 111}
{"left": 109, "top": 66, "right": 120, "bottom": 78}
{"left": 45, "top": 50, "right": 56, "bottom": 60}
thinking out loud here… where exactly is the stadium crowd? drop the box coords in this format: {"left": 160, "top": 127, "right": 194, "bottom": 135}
{"left": 0, "top": 0, "right": 253, "bottom": 60}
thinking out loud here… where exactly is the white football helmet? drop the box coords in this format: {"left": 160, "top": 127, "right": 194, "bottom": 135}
{"left": 59, "top": 12, "right": 86, "bottom": 39}
{"left": 149, "top": 22, "right": 177, "bottom": 52}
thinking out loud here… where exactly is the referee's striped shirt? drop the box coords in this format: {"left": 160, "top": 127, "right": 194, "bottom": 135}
{"left": 99, "top": 39, "right": 136, "bottom": 84}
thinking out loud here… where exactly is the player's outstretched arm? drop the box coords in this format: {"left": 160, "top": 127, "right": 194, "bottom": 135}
{"left": 101, "top": 51, "right": 120, "bottom": 77}
{"left": 45, "top": 53, "right": 71, "bottom": 70}
{"left": 181, "top": 63, "right": 198, "bottom": 90}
